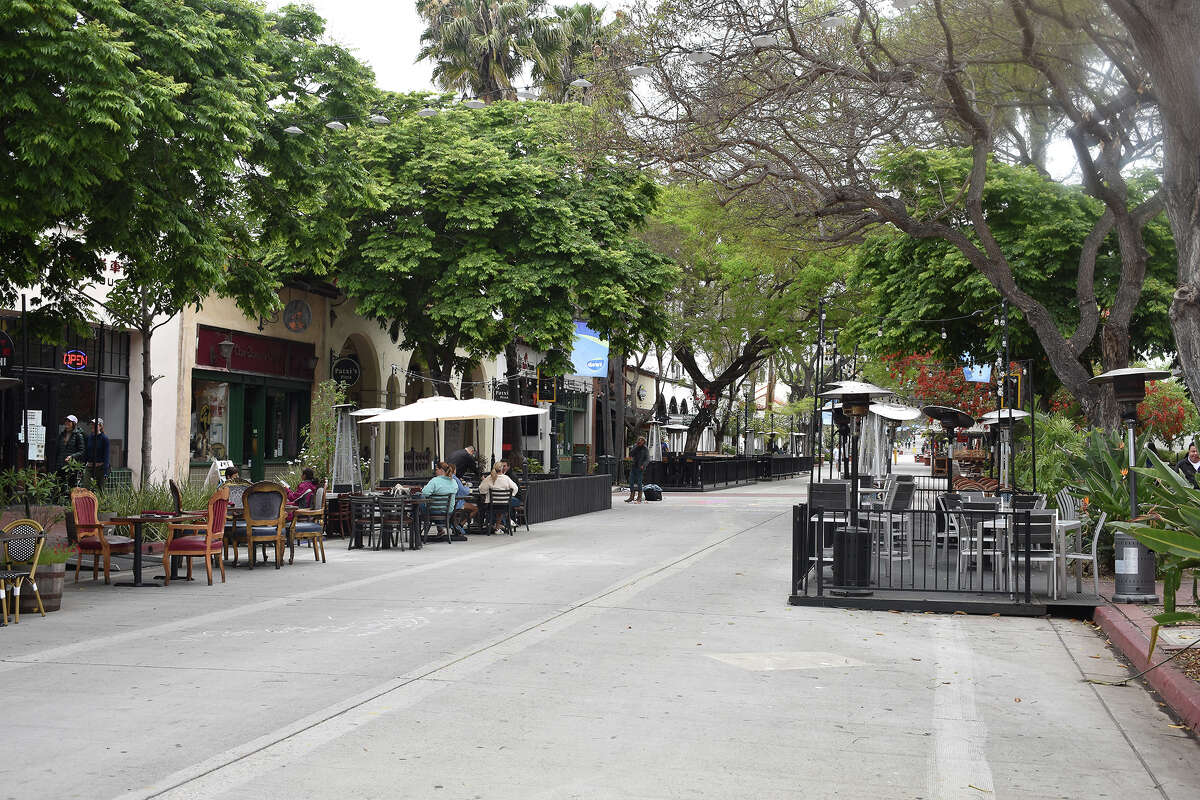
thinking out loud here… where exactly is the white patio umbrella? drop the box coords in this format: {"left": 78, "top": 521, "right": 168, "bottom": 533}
{"left": 349, "top": 407, "right": 389, "bottom": 417}
{"left": 359, "top": 396, "right": 547, "bottom": 462}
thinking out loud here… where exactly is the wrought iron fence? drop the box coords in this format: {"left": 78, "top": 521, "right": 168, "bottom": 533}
{"left": 793, "top": 504, "right": 1057, "bottom": 604}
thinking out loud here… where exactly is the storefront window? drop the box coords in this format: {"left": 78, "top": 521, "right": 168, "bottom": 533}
{"left": 191, "top": 381, "right": 230, "bottom": 460}
{"left": 265, "top": 388, "right": 306, "bottom": 460}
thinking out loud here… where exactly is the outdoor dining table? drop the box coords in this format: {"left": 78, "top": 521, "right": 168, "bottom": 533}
{"left": 108, "top": 513, "right": 202, "bottom": 588}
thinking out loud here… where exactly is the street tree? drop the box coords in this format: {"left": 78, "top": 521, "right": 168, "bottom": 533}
{"left": 619, "top": 0, "right": 1167, "bottom": 426}
{"left": 3, "top": 1, "right": 376, "bottom": 482}
{"left": 1103, "top": 1, "right": 1200, "bottom": 404}
{"left": 639, "top": 184, "right": 840, "bottom": 452}
{"left": 842, "top": 154, "right": 1176, "bottom": 373}
{"left": 336, "top": 96, "right": 677, "bottom": 400}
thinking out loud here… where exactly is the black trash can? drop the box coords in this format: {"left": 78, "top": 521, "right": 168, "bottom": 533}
{"left": 831, "top": 525, "right": 873, "bottom": 597}
{"left": 571, "top": 454, "right": 588, "bottom": 475}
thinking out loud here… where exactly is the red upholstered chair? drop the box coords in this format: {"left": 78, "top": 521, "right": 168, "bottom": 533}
{"left": 70, "top": 487, "right": 135, "bottom": 584}
{"left": 162, "top": 486, "right": 230, "bottom": 586}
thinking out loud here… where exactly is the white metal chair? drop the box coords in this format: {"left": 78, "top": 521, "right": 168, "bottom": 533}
{"left": 1063, "top": 511, "right": 1105, "bottom": 597}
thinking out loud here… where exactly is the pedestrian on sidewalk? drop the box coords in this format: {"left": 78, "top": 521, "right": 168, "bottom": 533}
{"left": 627, "top": 436, "right": 650, "bottom": 504}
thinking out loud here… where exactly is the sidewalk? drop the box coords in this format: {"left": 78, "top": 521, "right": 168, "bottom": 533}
{"left": 3, "top": 477, "right": 1196, "bottom": 799}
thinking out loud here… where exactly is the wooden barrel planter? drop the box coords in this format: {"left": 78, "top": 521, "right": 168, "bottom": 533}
{"left": 20, "top": 563, "right": 66, "bottom": 613}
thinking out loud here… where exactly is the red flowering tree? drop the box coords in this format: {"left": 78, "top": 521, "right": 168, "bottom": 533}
{"left": 1137, "top": 381, "right": 1199, "bottom": 448}
{"left": 882, "top": 353, "right": 996, "bottom": 418}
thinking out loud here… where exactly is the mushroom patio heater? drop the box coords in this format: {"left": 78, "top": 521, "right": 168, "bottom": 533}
{"left": 821, "top": 382, "right": 893, "bottom": 510}
{"left": 870, "top": 403, "right": 922, "bottom": 475}
{"left": 979, "top": 408, "right": 1031, "bottom": 493}
{"left": 820, "top": 382, "right": 893, "bottom": 596}
{"left": 920, "top": 405, "right": 975, "bottom": 492}
{"left": 1088, "top": 367, "right": 1171, "bottom": 603}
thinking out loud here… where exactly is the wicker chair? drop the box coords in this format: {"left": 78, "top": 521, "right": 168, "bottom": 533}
{"left": 162, "top": 487, "right": 230, "bottom": 586}
{"left": 70, "top": 487, "right": 135, "bottom": 584}
{"left": 0, "top": 519, "right": 46, "bottom": 625}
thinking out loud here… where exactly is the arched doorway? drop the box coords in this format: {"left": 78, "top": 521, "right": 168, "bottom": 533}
{"left": 403, "top": 354, "right": 435, "bottom": 474}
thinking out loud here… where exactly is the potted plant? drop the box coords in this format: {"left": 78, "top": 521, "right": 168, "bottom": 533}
{"left": 20, "top": 541, "right": 75, "bottom": 613}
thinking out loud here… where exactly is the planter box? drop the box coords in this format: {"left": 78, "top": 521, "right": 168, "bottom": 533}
{"left": 20, "top": 562, "right": 65, "bottom": 613}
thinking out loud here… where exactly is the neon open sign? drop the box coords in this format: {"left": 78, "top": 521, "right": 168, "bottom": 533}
{"left": 62, "top": 350, "right": 88, "bottom": 370}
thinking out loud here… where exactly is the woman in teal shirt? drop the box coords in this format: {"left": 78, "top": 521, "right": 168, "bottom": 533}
{"left": 421, "top": 462, "right": 461, "bottom": 539}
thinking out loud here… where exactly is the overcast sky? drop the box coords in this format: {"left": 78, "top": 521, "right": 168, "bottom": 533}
{"left": 267, "top": 0, "right": 436, "bottom": 93}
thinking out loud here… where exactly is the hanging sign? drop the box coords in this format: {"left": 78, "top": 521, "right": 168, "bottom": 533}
{"left": 283, "top": 299, "right": 312, "bottom": 333}
{"left": 332, "top": 357, "right": 361, "bottom": 387}
{"left": 0, "top": 330, "right": 13, "bottom": 370}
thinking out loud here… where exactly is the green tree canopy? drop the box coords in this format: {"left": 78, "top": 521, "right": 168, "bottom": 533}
{"left": 842, "top": 151, "right": 1175, "bottom": 379}
{"left": 336, "top": 96, "right": 676, "bottom": 392}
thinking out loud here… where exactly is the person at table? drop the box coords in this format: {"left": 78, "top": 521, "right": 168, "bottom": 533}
{"left": 287, "top": 467, "right": 320, "bottom": 508}
{"left": 480, "top": 462, "right": 520, "bottom": 532}
{"left": 450, "top": 467, "right": 476, "bottom": 536}
{"left": 1176, "top": 442, "right": 1200, "bottom": 487}
{"left": 499, "top": 461, "right": 525, "bottom": 513}
{"left": 84, "top": 417, "right": 110, "bottom": 490}
{"left": 422, "top": 462, "right": 462, "bottom": 538}
{"left": 218, "top": 465, "right": 241, "bottom": 488}
{"left": 447, "top": 445, "right": 476, "bottom": 481}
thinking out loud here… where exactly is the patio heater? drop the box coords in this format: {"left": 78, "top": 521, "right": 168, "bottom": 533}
{"left": 979, "top": 408, "right": 1030, "bottom": 494}
{"left": 920, "top": 405, "right": 975, "bottom": 492}
{"left": 820, "top": 381, "right": 892, "bottom": 597}
{"left": 1088, "top": 367, "right": 1170, "bottom": 603}
{"left": 870, "top": 403, "right": 922, "bottom": 476}
{"left": 821, "top": 383, "right": 892, "bottom": 512}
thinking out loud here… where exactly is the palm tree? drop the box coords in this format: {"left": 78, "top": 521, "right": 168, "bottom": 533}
{"left": 538, "top": 4, "right": 630, "bottom": 104}
{"left": 417, "top": 0, "right": 563, "bottom": 101}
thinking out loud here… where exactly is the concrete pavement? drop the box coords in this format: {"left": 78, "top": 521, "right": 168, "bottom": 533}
{"left": 2, "top": 477, "right": 1196, "bottom": 799}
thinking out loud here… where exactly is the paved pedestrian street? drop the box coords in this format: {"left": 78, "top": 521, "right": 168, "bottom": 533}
{"left": 3, "top": 479, "right": 1196, "bottom": 799}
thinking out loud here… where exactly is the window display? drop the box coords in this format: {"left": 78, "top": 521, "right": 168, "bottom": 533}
{"left": 190, "top": 381, "right": 229, "bottom": 460}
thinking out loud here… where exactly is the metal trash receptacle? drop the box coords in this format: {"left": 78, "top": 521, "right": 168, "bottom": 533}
{"left": 831, "top": 525, "right": 872, "bottom": 597}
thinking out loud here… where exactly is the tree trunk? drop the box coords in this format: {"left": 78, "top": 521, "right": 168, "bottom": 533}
{"left": 1105, "top": 0, "right": 1200, "bottom": 399}
{"left": 684, "top": 402, "right": 714, "bottom": 453}
{"left": 139, "top": 325, "right": 153, "bottom": 488}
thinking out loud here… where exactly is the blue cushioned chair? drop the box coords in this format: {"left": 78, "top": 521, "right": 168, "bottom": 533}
{"left": 226, "top": 481, "right": 286, "bottom": 569}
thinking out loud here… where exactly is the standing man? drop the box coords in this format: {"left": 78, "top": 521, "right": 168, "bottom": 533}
{"left": 55, "top": 414, "right": 86, "bottom": 487}
{"left": 1175, "top": 442, "right": 1200, "bottom": 487}
{"left": 85, "top": 418, "right": 111, "bottom": 490}
{"left": 447, "top": 444, "right": 477, "bottom": 481}
{"left": 626, "top": 436, "right": 650, "bottom": 504}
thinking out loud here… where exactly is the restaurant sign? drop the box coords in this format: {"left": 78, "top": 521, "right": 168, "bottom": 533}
{"left": 0, "top": 331, "right": 13, "bottom": 370}
{"left": 332, "top": 357, "right": 361, "bottom": 387}
{"left": 196, "top": 326, "right": 315, "bottom": 380}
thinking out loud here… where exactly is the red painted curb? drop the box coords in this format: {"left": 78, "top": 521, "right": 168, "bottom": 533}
{"left": 1094, "top": 604, "right": 1200, "bottom": 731}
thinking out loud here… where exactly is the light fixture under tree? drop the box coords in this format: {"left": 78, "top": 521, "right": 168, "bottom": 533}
{"left": 569, "top": 77, "right": 593, "bottom": 88}
{"left": 367, "top": 114, "right": 391, "bottom": 125}
{"left": 283, "top": 125, "right": 303, "bottom": 136}
{"left": 685, "top": 50, "right": 717, "bottom": 64}
{"left": 1088, "top": 367, "right": 1171, "bottom": 603}
{"left": 417, "top": 107, "right": 438, "bottom": 117}
{"left": 324, "top": 120, "right": 347, "bottom": 131}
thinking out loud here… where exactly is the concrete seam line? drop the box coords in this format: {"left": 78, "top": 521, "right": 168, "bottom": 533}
{"left": 0, "top": 537, "right": 541, "bottom": 675}
{"left": 117, "top": 509, "right": 789, "bottom": 800}
{"left": 1049, "top": 617, "right": 1171, "bottom": 800}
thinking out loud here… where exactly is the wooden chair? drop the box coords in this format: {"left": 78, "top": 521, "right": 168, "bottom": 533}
{"left": 0, "top": 519, "right": 46, "bottom": 624}
{"left": 288, "top": 486, "right": 327, "bottom": 563}
{"left": 162, "top": 486, "right": 230, "bottom": 586}
{"left": 70, "top": 487, "right": 135, "bottom": 584}
{"left": 227, "top": 482, "right": 287, "bottom": 569}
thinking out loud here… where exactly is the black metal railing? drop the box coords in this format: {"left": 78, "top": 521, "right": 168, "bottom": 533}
{"left": 524, "top": 473, "right": 613, "bottom": 524}
{"left": 793, "top": 504, "right": 1053, "bottom": 604}
{"left": 699, "top": 458, "right": 757, "bottom": 490}
{"left": 756, "top": 455, "right": 807, "bottom": 481}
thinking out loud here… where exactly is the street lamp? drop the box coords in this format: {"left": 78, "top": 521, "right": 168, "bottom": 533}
{"left": 1088, "top": 367, "right": 1171, "bottom": 603}
{"left": 744, "top": 392, "right": 753, "bottom": 456}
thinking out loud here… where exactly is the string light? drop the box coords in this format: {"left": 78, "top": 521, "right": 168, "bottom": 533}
{"left": 941, "top": 327, "right": 947, "bottom": 339}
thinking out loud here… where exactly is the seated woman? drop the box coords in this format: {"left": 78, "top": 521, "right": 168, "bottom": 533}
{"left": 479, "top": 462, "right": 520, "bottom": 532}
{"left": 287, "top": 468, "right": 319, "bottom": 508}
{"left": 421, "top": 462, "right": 461, "bottom": 537}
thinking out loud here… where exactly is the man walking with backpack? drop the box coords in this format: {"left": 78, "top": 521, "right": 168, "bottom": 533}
{"left": 626, "top": 436, "right": 650, "bottom": 504}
